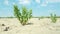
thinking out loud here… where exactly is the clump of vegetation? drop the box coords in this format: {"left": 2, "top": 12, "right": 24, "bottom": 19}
{"left": 2, "top": 24, "right": 5, "bottom": 26}
{"left": 4, "top": 27, "right": 9, "bottom": 31}
{"left": 13, "top": 5, "right": 32, "bottom": 26}
{"left": 50, "top": 13, "right": 57, "bottom": 23}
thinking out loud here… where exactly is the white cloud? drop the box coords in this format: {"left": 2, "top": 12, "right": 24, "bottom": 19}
{"left": 12, "top": 2, "right": 16, "bottom": 5}
{"left": 35, "top": 0, "right": 40, "bottom": 3}
{"left": 41, "top": 0, "right": 48, "bottom": 7}
{"left": 40, "top": 0, "right": 60, "bottom": 7}
{"left": 4, "top": 0, "right": 9, "bottom": 5}
{"left": 41, "top": 3, "right": 47, "bottom": 7}
{"left": 48, "top": 10, "right": 56, "bottom": 14}
{"left": 19, "top": 0, "right": 31, "bottom": 5}
{"left": 48, "top": 0, "right": 60, "bottom": 3}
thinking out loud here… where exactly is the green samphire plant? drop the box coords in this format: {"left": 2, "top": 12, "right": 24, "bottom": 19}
{"left": 13, "top": 5, "right": 32, "bottom": 26}
{"left": 50, "top": 13, "right": 57, "bottom": 23}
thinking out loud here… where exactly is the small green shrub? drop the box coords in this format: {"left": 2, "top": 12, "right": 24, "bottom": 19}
{"left": 50, "top": 13, "right": 57, "bottom": 23}
{"left": 13, "top": 5, "right": 32, "bottom": 26}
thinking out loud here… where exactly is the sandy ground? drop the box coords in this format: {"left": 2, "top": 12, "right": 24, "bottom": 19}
{"left": 0, "top": 18, "right": 60, "bottom": 34}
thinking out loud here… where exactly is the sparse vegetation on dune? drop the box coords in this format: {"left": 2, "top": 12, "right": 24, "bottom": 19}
{"left": 0, "top": 0, "right": 60, "bottom": 34}
{"left": 50, "top": 13, "right": 57, "bottom": 23}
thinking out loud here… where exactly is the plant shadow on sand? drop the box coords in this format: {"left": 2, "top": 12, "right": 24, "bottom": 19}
{"left": 26, "top": 23, "right": 33, "bottom": 25}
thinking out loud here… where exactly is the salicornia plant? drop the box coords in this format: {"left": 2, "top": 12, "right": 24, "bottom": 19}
{"left": 50, "top": 13, "right": 57, "bottom": 23}
{"left": 13, "top": 5, "right": 32, "bottom": 26}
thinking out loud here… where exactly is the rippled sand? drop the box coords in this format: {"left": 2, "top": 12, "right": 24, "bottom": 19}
{"left": 0, "top": 18, "right": 60, "bottom": 34}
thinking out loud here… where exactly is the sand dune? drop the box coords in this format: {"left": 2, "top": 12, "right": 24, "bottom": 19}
{"left": 0, "top": 18, "right": 60, "bottom": 34}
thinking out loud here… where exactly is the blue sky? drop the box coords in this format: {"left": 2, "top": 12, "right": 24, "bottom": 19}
{"left": 0, "top": 0, "right": 60, "bottom": 17}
